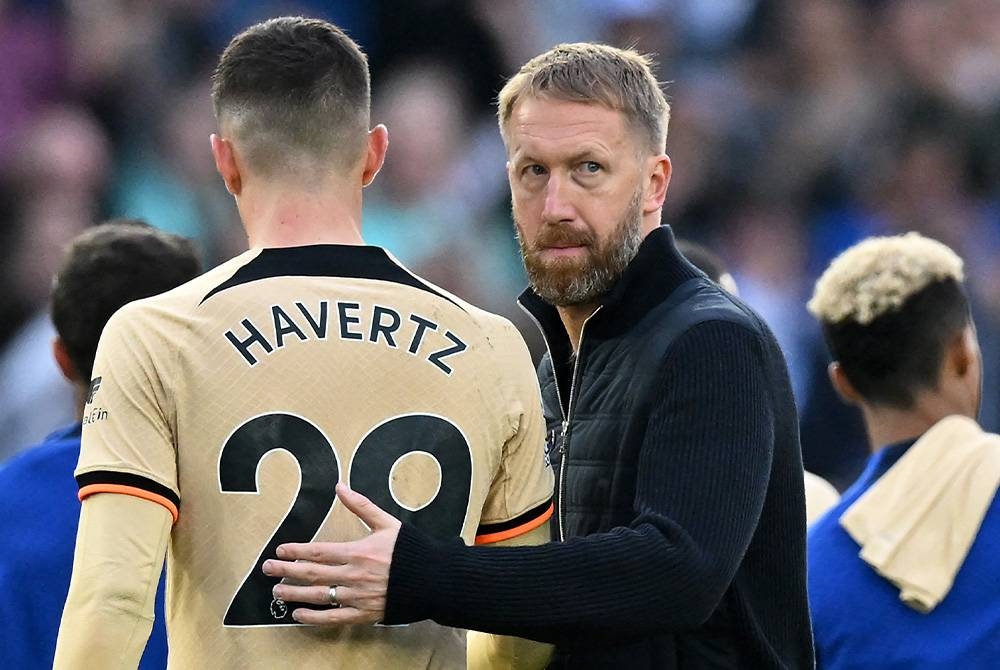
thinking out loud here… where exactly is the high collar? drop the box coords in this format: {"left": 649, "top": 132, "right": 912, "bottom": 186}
{"left": 518, "top": 225, "right": 704, "bottom": 360}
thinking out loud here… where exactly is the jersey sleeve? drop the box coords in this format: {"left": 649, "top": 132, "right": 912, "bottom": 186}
{"left": 75, "top": 304, "right": 180, "bottom": 522}
{"left": 53, "top": 493, "right": 171, "bottom": 668}
{"left": 475, "top": 320, "right": 554, "bottom": 545}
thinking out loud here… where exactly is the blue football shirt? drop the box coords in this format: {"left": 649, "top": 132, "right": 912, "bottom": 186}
{"left": 808, "top": 439, "right": 1000, "bottom": 669}
{"left": 0, "top": 423, "right": 168, "bottom": 668}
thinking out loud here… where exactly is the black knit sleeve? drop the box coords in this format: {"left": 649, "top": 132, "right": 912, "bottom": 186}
{"left": 383, "top": 320, "right": 776, "bottom": 641}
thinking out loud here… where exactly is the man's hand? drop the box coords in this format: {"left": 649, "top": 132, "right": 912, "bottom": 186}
{"left": 262, "top": 483, "right": 401, "bottom": 625}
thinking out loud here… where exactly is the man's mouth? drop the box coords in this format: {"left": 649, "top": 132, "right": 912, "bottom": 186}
{"left": 539, "top": 244, "right": 588, "bottom": 258}
{"left": 539, "top": 237, "right": 590, "bottom": 249}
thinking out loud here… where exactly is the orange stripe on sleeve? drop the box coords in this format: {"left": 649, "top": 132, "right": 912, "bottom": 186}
{"left": 79, "top": 484, "right": 180, "bottom": 524}
{"left": 475, "top": 502, "right": 553, "bottom": 545}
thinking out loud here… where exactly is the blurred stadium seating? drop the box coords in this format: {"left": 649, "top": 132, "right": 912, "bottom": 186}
{"left": 1, "top": 0, "right": 998, "bottom": 491}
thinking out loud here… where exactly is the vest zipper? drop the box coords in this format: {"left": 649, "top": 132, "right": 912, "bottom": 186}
{"left": 556, "top": 307, "right": 602, "bottom": 541}
{"left": 518, "top": 304, "right": 602, "bottom": 542}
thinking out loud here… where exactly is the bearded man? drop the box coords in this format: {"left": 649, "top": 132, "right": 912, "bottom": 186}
{"left": 264, "top": 43, "right": 814, "bottom": 670}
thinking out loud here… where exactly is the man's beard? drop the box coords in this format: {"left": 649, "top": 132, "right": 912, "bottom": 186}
{"left": 515, "top": 189, "right": 644, "bottom": 307}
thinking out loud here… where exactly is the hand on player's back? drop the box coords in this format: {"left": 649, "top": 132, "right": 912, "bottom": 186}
{"left": 263, "top": 483, "right": 401, "bottom": 625}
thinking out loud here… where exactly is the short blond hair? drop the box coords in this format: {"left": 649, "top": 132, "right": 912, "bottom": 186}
{"left": 808, "top": 232, "right": 965, "bottom": 325}
{"left": 497, "top": 43, "right": 670, "bottom": 153}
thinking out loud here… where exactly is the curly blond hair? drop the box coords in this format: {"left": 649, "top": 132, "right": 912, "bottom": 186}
{"left": 808, "top": 232, "right": 965, "bottom": 325}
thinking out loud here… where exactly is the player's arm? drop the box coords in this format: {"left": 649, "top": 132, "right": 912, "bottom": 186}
{"left": 467, "top": 525, "right": 554, "bottom": 670}
{"left": 265, "top": 322, "right": 775, "bottom": 640}
{"left": 54, "top": 304, "right": 180, "bottom": 668}
{"left": 53, "top": 493, "right": 171, "bottom": 669}
{"left": 383, "top": 321, "right": 777, "bottom": 640}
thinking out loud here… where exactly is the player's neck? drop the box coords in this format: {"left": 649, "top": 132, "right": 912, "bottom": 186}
{"left": 860, "top": 394, "right": 975, "bottom": 453}
{"left": 240, "top": 181, "right": 365, "bottom": 248}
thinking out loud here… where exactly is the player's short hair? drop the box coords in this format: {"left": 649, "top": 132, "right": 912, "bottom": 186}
{"left": 211, "top": 16, "right": 371, "bottom": 178}
{"left": 51, "top": 220, "right": 202, "bottom": 381}
{"left": 808, "top": 232, "right": 970, "bottom": 408}
{"left": 497, "top": 43, "right": 670, "bottom": 154}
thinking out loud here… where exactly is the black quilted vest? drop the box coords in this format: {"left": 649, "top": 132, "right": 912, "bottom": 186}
{"left": 520, "top": 226, "right": 751, "bottom": 540}
{"left": 516, "top": 226, "right": 812, "bottom": 668}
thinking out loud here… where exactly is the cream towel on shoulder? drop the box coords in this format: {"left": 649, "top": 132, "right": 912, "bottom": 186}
{"left": 839, "top": 415, "right": 1000, "bottom": 613}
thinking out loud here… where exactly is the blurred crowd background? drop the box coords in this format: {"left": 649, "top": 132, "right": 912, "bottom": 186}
{"left": 1, "top": 0, "right": 998, "bottom": 492}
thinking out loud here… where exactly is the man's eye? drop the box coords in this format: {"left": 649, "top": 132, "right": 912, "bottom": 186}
{"left": 580, "top": 161, "right": 601, "bottom": 174}
{"left": 526, "top": 164, "right": 546, "bottom": 176}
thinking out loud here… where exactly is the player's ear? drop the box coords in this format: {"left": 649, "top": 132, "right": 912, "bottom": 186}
{"left": 828, "top": 361, "right": 862, "bottom": 406}
{"left": 642, "top": 153, "right": 671, "bottom": 215}
{"left": 947, "top": 325, "right": 976, "bottom": 378}
{"left": 53, "top": 337, "right": 80, "bottom": 384}
{"left": 210, "top": 133, "right": 242, "bottom": 196}
{"left": 362, "top": 124, "right": 389, "bottom": 187}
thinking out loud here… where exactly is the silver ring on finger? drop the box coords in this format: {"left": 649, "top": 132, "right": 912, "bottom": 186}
{"left": 328, "top": 585, "right": 341, "bottom": 608}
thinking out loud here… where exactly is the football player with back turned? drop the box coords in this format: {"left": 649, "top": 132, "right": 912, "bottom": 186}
{"left": 54, "top": 16, "right": 553, "bottom": 670}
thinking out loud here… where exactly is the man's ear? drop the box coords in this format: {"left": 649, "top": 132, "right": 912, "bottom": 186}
{"left": 361, "top": 124, "right": 389, "bottom": 187}
{"left": 828, "top": 361, "right": 862, "bottom": 406}
{"left": 53, "top": 337, "right": 79, "bottom": 384}
{"left": 945, "top": 325, "right": 978, "bottom": 379}
{"left": 642, "top": 153, "right": 672, "bottom": 215}
{"left": 210, "top": 133, "right": 242, "bottom": 196}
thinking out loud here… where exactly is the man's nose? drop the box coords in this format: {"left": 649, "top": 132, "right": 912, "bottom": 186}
{"left": 541, "top": 175, "right": 575, "bottom": 224}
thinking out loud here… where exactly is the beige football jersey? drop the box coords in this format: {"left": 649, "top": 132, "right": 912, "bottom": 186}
{"left": 76, "top": 244, "right": 553, "bottom": 669}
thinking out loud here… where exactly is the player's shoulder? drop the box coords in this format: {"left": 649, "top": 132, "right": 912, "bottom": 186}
{"left": 662, "top": 281, "right": 776, "bottom": 356}
{"left": 685, "top": 282, "right": 763, "bottom": 331}
{"left": 399, "top": 263, "right": 523, "bottom": 341}
{"left": 0, "top": 426, "right": 79, "bottom": 499}
{"left": 108, "top": 250, "right": 260, "bottom": 328}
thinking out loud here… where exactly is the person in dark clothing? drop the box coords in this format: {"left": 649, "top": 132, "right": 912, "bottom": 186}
{"left": 679, "top": 238, "right": 840, "bottom": 524}
{"left": 262, "top": 43, "right": 815, "bottom": 669}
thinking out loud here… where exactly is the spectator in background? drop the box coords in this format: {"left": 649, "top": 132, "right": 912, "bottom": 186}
{"left": 361, "top": 61, "right": 476, "bottom": 274}
{"left": 0, "top": 0, "right": 997, "bottom": 490}
{"left": 0, "top": 220, "right": 201, "bottom": 669}
{"left": 0, "top": 105, "right": 112, "bottom": 463}
{"left": 362, "top": 59, "right": 526, "bottom": 317}
{"left": 0, "top": 1, "right": 65, "bottom": 156}
{"left": 679, "top": 238, "right": 839, "bottom": 524}
{"left": 807, "top": 232, "right": 1000, "bottom": 668}
{"left": 111, "top": 78, "right": 245, "bottom": 261}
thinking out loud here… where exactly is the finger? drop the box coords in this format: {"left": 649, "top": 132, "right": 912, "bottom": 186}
{"left": 272, "top": 583, "right": 333, "bottom": 606}
{"left": 274, "top": 541, "right": 353, "bottom": 562}
{"left": 292, "top": 605, "right": 380, "bottom": 626}
{"left": 275, "top": 574, "right": 313, "bottom": 587}
{"left": 262, "top": 559, "right": 348, "bottom": 585}
{"left": 336, "top": 482, "right": 400, "bottom": 531}
{"left": 273, "top": 583, "right": 368, "bottom": 609}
